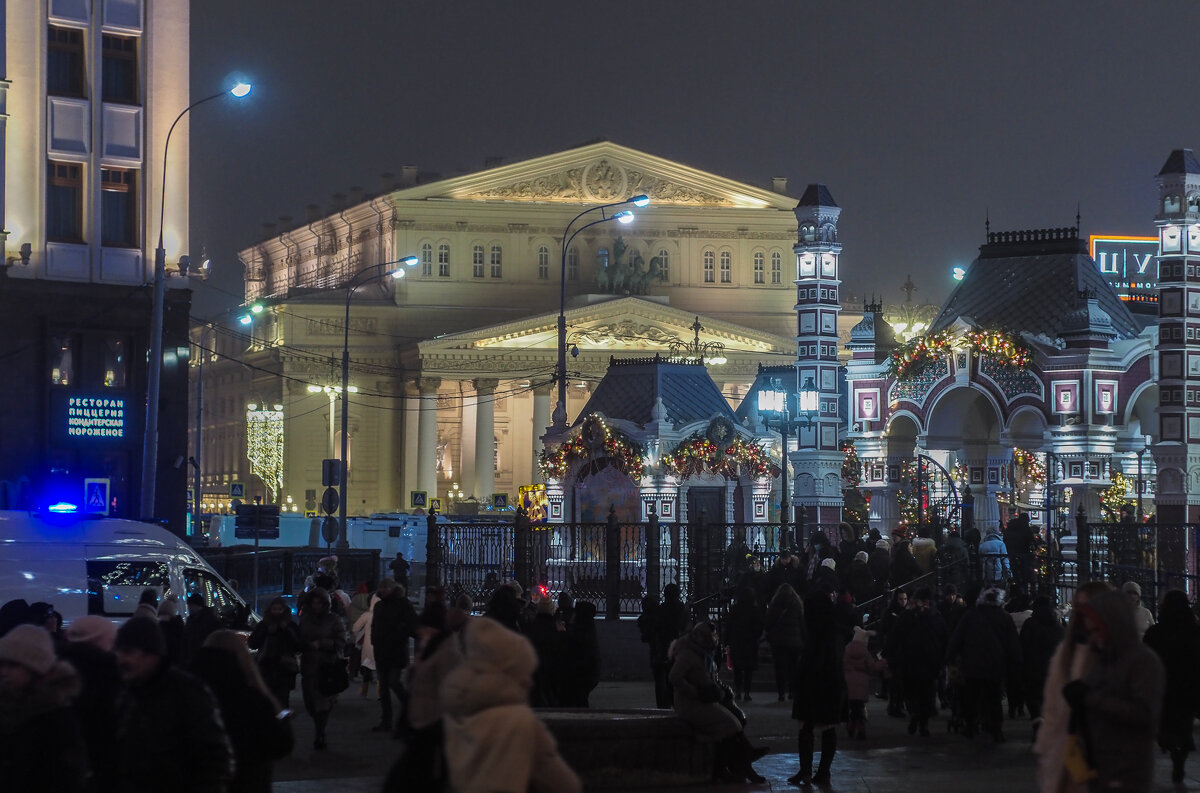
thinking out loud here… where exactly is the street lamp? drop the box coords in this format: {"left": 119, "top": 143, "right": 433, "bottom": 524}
{"left": 757, "top": 375, "right": 818, "bottom": 551}
{"left": 337, "top": 256, "right": 419, "bottom": 548}
{"left": 1136, "top": 433, "right": 1151, "bottom": 521}
{"left": 550, "top": 195, "right": 649, "bottom": 434}
{"left": 141, "top": 81, "right": 252, "bottom": 522}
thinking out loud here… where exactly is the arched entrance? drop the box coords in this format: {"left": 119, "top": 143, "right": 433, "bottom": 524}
{"left": 925, "top": 385, "right": 1007, "bottom": 532}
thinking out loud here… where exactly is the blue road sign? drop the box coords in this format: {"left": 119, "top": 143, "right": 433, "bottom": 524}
{"left": 84, "top": 478, "right": 110, "bottom": 515}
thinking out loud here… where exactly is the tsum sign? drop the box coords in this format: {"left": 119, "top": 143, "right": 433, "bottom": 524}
{"left": 1089, "top": 235, "right": 1158, "bottom": 291}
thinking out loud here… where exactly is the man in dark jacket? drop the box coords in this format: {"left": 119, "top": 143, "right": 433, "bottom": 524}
{"left": 371, "top": 578, "right": 418, "bottom": 734}
{"left": 894, "top": 587, "right": 947, "bottom": 736}
{"left": 946, "top": 588, "right": 1021, "bottom": 741}
{"left": 183, "top": 593, "right": 222, "bottom": 665}
{"left": 113, "top": 617, "right": 233, "bottom": 793}
{"left": 766, "top": 548, "right": 804, "bottom": 601}
{"left": 650, "top": 583, "right": 690, "bottom": 708}
{"left": 937, "top": 531, "right": 970, "bottom": 596}
{"left": 1002, "top": 514, "right": 1035, "bottom": 587}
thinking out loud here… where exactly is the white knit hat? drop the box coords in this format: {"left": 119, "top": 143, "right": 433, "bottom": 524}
{"left": 65, "top": 615, "right": 118, "bottom": 653}
{"left": 0, "top": 624, "right": 56, "bottom": 674}
{"left": 821, "top": 557, "right": 837, "bottom": 571}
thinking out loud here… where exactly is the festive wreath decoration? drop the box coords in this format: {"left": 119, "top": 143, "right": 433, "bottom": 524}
{"left": 539, "top": 414, "right": 644, "bottom": 482}
{"left": 887, "top": 328, "right": 1032, "bottom": 381}
{"left": 661, "top": 430, "right": 777, "bottom": 480}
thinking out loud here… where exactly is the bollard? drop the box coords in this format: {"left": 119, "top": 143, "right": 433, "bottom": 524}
{"left": 605, "top": 505, "right": 620, "bottom": 619}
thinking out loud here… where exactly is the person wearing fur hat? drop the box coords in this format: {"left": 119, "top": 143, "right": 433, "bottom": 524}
{"left": 113, "top": 617, "right": 233, "bottom": 792}
{"left": 60, "top": 616, "right": 121, "bottom": 793}
{"left": 843, "top": 626, "right": 886, "bottom": 739}
{"left": 0, "top": 624, "right": 90, "bottom": 792}
{"left": 946, "top": 587, "right": 1021, "bottom": 741}
{"left": 441, "top": 617, "right": 582, "bottom": 793}
{"left": 298, "top": 588, "right": 347, "bottom": 750}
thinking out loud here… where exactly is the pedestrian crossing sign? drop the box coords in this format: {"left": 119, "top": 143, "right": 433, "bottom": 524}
{"left": 84, "top": 478, "right": 110, "bottom": 515}
{"left": 230, "top": 482, "right": 245, "bottom": 498}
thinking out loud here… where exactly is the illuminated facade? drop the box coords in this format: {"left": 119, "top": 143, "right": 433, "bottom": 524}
{"left": 0, "top": 2, "right": 193, "bottom": 531}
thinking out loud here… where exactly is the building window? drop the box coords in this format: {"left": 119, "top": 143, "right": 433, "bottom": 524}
{"left": 101, "top": 34, "right": 139, "bottom": 105}
{"left": 472, "top": 245, "right": 484, "bottom": 278}
{"left": 100, "top": 167, "right": 137, "bottom": 247}
{"left": 421, "top": 242, "right": 433, "bottom": 276}
{"left": 47, "top": 161, "right": 83, "bottom": 243}
{"left": 48, "top": 26, "right": 85, "bottom": 98}
{"left": 720, "top": 251, "right": 732, "bottom": 283}
{"left": 490, "top": 245, "right": 503, "bottom": 278}
{"left": 753, "top": 252, "right": 765, "bottom": 284}
{"left": 568, "top": 248, "right": 579, "bottom": 280}
{"left": 771, "top": 252, "right": 782, "bottom": 284}
{"left": 703, "top": 250, "right": 715, "bottom": 283}
{"left": 49, "top": 335, "right": 75, "bottom": 386}
{"left": 103, "top": 336, "right": 128, "bottom": 388}
{"left": 657, "top": 248, "right": 670, "bottom": 281}
{"left": 437, "top": 243, "right": 450, "bottom": 276}
{"left": 537, "top": 245, "right": 549, "bottom": 279}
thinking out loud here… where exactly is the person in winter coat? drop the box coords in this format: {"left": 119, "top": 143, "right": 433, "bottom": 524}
{"left": 789, "top": 591, "right": 847, "bottom": 787}
{"left": 765, "top": 583, "right": 805, "bottom": 702}
{"left": 977, "top": 529, "right": 1011, "bottom": 587}
{"left": 0, "top": 624, "right": 91, "bottom": 793}
{"left": 527, "top": 597, "right": 565, "bottom": 707}
{"left": 844, "top": 551, "right": 876, "bottom": 609}
{"left": 1120, "top": 581, "right": 1156, "bottom": 639}
{"left": 842, "top": 626, "right": 886, "bottom": 739}
{"left": 766, "top": 548, "right": 805, "bottom": 601}
{"left": 880, "top": 589, "right": 909, "bottom": 717}
{"left": 561, "top": 600, "right": 600, "bottom": 707}
{"left": 192, "top": 631, "right": 294, "bottom": 793}
{"left": 157, "top": 595, "right": 186, "bottom": 665}
{"left": 248, "top": 596, "right": 303, "bottom": 709}
{"left": 889, "top": 540, "right": 921, "bottom": 589}
{"left": 133, "top": 587, "right": 159, "bottom": 620}
{"left": 184, "top": 592, "right": 223, "bottom": 665}
{"left": 1018, "top": 595, "right": 1063, "bottom": 740}
{"left": 946, "top": 587, "right": 1021, "bottom": 741}
{"left": 911, "top": 528, "right": 938, "bottom": 575}
{"left": 726, "top": 588, "right": 765, "bottom": 701}
{"left": 669, "top": 621, "right": 766, "bottom": 784}
{"left": 810, "top": 556, "right": 840, "bottom": 598}
{"left": 350, "top": 589, "right": 379, "bottom": 698}
{"left": 1034, "top": 580, "right": 1112, "bottom": 793}
{"left": 1064, "top": 589, "right": 1164, "bottom": 792}
{"left": 298, "top": 587, "right": 347, "bottom": 749}
{"left": 1143, "top": 589, "right": 1200, "bottom": 783}
{"left": 112, "top": 617, "right": 234, "bottom": 793}
{"left": 937, "top": 531, "right": 970, "bottom": 596}
{"left": 372, "top": 578, "right": 418, "bottom": 733}
{"left": 441, "top": 616, "right": 582, "bottom": 793}
{"left": 649, "top": 583, "right": 690, "bottom": 708}
{"left": 1003, "top": 513, "right": 1036, "bottom": 587}
{"left": 60, "top": 616, "right": 120, "bottom": 793}
{"left": 868, "top": 539, "right": 892, "bottom": 593}
{"left": 896, "top": 587, "right": 947, "bottom": 736}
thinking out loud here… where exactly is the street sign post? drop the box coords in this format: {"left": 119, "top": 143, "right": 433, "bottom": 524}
{"left": 83, "top": 478, "right": 110, "bottom": 515}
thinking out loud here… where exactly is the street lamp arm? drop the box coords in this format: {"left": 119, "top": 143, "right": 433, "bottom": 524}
{"left": 157, "top": 90, "right": 230, "bottom": 249}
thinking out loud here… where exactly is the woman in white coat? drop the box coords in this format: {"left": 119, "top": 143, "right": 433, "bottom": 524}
{"left": 351, "top": 592, "right": 379, "bottom": 698}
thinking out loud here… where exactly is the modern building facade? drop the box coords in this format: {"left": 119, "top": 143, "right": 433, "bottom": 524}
{"left": 0, "top": 1, "right": 193, "bottom": 531}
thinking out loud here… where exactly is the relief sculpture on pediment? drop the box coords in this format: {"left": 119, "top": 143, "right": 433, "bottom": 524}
{"left": 474, "top": 168, "right": 586, "bottom": 201}
{"left": 573, "top": 320, "right": 676, "bottom": 348}
{"left": 625, "top": 169, "right": 731, "bottom": 206}
{"left": 585, "top": 160, "right": 625, "bottom": 201}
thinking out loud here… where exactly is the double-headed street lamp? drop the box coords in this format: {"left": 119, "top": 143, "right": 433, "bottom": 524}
{"left": 757, "top": 375, "right": 818, "bottom": 551}
{"left": 337, "top": 256, "right": 419, "bottom": 548}
{"left": 141, "top": 81, "right": 252, "bottom": 522}
{"left": 549, "top": 195, "right": 649, "bottom": 434}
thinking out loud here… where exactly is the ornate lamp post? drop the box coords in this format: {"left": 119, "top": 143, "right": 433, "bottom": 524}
{"left": 758, "top": 375, "right": 818, "bottom": 550}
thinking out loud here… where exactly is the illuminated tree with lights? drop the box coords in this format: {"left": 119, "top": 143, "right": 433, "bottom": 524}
{"left": 1099, "top": 471, "right": 1134, "bottom": 523}
{"left": 246, "top": 404, "right": 284, "bottom": 503}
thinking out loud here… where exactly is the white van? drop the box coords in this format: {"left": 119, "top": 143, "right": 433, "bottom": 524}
{"left": 0, "top": 510, "right": 253, "bottom": 627}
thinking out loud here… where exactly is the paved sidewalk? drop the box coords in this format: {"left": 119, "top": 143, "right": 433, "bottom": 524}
{"left": 275, "top": 680, "right": 1198, "bottom": 792}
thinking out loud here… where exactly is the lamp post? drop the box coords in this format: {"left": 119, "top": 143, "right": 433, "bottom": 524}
{"left": 337, "top": 256, "right": 419, "bottom": 548}
{"left": 1136, "top": 434, "right": 1151, "bottom": 522}
{"left": 141, "top": 81, "right": 251, "bottom": 522}
{"left": 550, "top": 195, "right": 649, "bottom": 433}
{"left": 758, "top": 375, "right": 818, "bottom": 551}
{"left": 190, "top": 322, "right": 214, "bottom": 543}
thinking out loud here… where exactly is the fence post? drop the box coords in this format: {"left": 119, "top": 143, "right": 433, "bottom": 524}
{"left": 281, "top": 550, "right": 294, "bottom": 597}
{"left": 1075, "top": 502, "right": 1091, "bottom": 586}
{"left": 646, "top": 507, "right": 661, "bottom": 601}
{"left": 605, "top": 504, "right": 620, "bottom": 619}
{"left": 514, "top": 506, "right": 532, "bottom": 594}
{"left": 425, "top": 509, "right": 441, "bottom": 593}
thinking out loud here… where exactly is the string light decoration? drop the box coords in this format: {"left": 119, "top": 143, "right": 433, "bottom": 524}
{"left": 1100, "top": 471, "right": 1134, "bottom": 523}
{"left": 246, "top": 404, "right": 284, "bottom": 503}
{"left": 661, "top": 433, "right": 777, "bottom": 480}
{"left": 841, "top": 441, "right": 862, "bottom": 488}
{"left": 539, "top": 414, "right": 644, "bottom": 482}
{"left": 887, "top": 327, "right": 1032, "bottom": 381}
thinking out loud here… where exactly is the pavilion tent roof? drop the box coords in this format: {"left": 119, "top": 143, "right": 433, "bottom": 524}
{"left": 573, "top": 356, "right": 736, "bottom": 428}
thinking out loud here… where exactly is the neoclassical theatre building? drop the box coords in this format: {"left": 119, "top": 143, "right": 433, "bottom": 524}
{"left": 195, "top": 142, "right": 860, "bottom": 516}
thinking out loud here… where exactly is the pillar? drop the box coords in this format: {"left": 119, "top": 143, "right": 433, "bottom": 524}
{"left": 473, "top": 378, "right": 498, "bottom": 501}
{"left": 532, "top": 383, "right": 551, "bottom": 483}
{"left": 417, "top": 377, "right": 440, "bottom": 499}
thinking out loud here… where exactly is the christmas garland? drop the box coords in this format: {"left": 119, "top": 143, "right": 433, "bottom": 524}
{"left": 539, "top": 414, "right": 644, "bottom": 482}
{"left": 887, "top": 328, "right": 1032, "bottom": 381}
{"left": 841, "top": 441, "right": 862, "bottom": 488}
{"left": 661, "top": 433, "right": 777, "bottom": 480}
{"left": 1012, "top": 449, "right": 1046, "bottom": 486}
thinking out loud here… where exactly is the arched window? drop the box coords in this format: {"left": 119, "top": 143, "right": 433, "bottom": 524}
{"left": 568, "top": 248, "right": 580, "bottom": 280}
{"left": 472, "top": 245, "right": 484, "bottom": 278}
{"left": 771, "top": 252, "right": 782, "bottom": 284}
{"left": 537, "top": 245, "right": 549, "bottom": 279}
{"left": 719, "top": 251, "right": 732, "bottom": 283}
{"left": 490, "top": 245, "right": 503, "bottom": 278}
{"left": 1165, "top": 194, "right": 1182, "bottom": 214}
{"left": 703, "top": 250, "right": 715, "bottom": 283}
{"left": 420, "top": 242, "right": 433, "bottom": 276}
{"left": 753, "top": 252, "right": 765, "bottom": 284}
{"left": 437, "top": 243, "right": 450, "bottom": 276}
{"left": 801, "top": 224, "right": 816, "bottom": 243}
{"left": 657, "top": 248, "right": 670, "bottom": 281}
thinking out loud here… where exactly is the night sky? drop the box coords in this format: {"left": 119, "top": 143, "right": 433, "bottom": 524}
{"left": 189, "top": 2, "right": 1200, "bottom": 318}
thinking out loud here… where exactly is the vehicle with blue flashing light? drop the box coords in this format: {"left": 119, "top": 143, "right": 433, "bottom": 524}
{"left": 0, "top": 509, "right": 254, "bottom": 628}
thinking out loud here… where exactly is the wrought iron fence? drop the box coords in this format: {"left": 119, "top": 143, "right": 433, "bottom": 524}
{"left": 196, "top": 547, "right": 382, "bottom": 603}
{"left": 1081, "top": 521, "right": 1200, "bottom": 615}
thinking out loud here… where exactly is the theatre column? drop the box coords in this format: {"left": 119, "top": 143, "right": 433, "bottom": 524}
{"left": 474, "top": 379, "right": 498, "bottom": 501}
{"left": 532, "top": 382, "right": 551, "bottom": 482}
{"left": 417, "top": 377, "right": 441, "bottom": 498}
